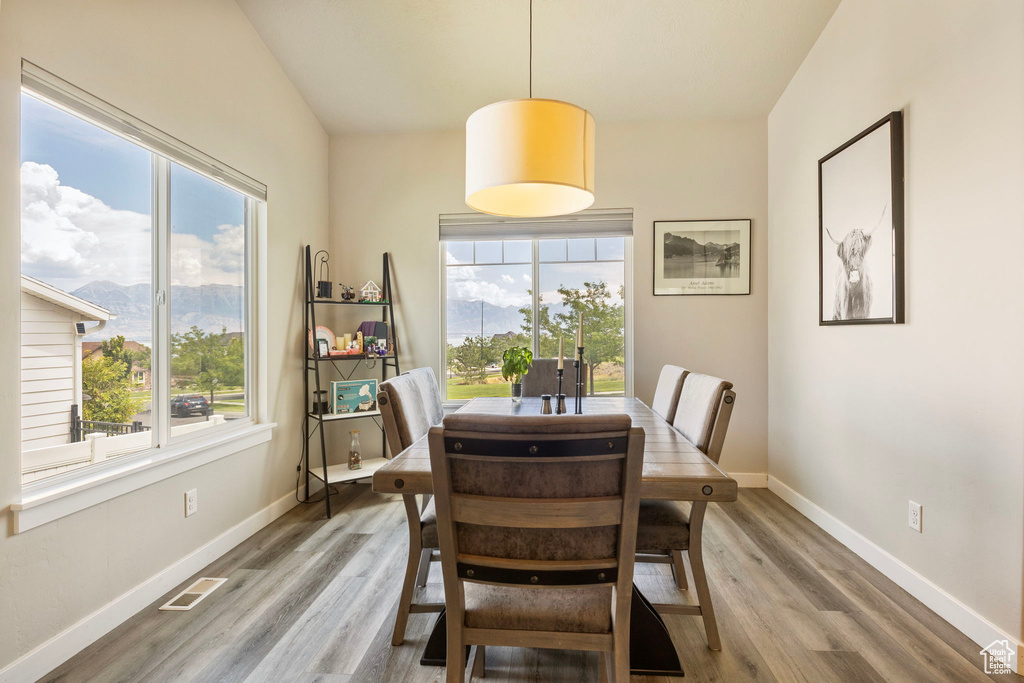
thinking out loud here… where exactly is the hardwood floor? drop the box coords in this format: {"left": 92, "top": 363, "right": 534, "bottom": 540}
{"left": 43, "top": 488, "right": 1013, "bottom": 682}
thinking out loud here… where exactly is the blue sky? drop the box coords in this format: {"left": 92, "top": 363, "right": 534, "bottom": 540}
{"left": 20, "top": 92, "right": 245, "bottom": 291}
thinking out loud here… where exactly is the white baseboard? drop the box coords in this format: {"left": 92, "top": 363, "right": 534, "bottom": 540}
{"left": 0, "top": 491, "right": 299, "bottom": 683}
{"left": 767, "top": 475, "right": 1021, "bottom": 674}
{"left": 730, "top": 472, "right": 768, "bottom": 488}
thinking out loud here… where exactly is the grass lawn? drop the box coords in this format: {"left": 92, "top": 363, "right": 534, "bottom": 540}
{"left": 212, "top": 402, "right": 246, "bottom": 413}
{"left": 446, "top": 377, "right": 624, "bottom": 400}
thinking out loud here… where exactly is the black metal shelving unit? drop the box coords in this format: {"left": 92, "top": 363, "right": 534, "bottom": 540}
{"left": 303, "top": 245, "right": 401, "bottom": 518}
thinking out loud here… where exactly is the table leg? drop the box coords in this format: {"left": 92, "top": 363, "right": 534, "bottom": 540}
{"left": 418, "top": 586, "right": 684, "bottom": 676}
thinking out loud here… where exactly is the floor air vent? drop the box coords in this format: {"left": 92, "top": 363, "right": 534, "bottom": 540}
{"left": 159, "top": 577, "right": 227, "bottom": 611}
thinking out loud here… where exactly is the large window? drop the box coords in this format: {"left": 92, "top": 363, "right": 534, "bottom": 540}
{"left": 443, "top": 235, "right": 629, "bottom": 401}
{"left": 19, "top": 69, "right": 260, "bottom": 486}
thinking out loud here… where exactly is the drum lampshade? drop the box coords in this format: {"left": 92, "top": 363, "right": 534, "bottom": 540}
{"left": 465, "top": 98, "right": 595, "bottom": 217}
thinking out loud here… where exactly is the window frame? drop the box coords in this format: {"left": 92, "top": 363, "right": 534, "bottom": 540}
{"left": 14, "top": 67, "right": 273, "bottom": 533}
{"left": 439, "top": 235, "right": 634, "bottom": 406}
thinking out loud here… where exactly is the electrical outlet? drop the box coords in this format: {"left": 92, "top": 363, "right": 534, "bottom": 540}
{"left": 185, "top": 489, "right": 198, "bottom": 517}
{"left": 908, "top": 500, "right": 921, "bottom": 532}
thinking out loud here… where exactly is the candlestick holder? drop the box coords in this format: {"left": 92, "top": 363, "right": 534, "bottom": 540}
{"left": 574, "top": 346, "right": 585, "bottom": 414}
{"left": 555, "top": 368, "right": 564, "bottom": 414}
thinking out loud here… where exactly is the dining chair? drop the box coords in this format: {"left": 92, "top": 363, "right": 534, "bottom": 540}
{"left": 650, "top": 364, "right": 688, "bottom": 421}
{"left": 636, "top": 372, "right": 735, "bottom": 650}
{"left": 378, "top": 368, "right": 445, "bottom": 646}
{"left": 428, "top": 413, "right": 644, "bottom": 682}
{"left": 520, "top": 358, "right": 589, "bottom": 397}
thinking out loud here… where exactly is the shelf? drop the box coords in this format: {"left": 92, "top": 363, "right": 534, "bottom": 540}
{"left": 310, "top": 458, "right": 389, "bottom": 484}
{"left": 308, "top": 354, "right": 397, "bottom": 362}
{"left": 310, "top": 410, "right": 381, "bottom": 421}
{"left": 308, "top": 299, "right": 389, "bottom": 306}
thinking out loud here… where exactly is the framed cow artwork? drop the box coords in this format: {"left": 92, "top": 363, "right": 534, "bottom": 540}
{"left": 819, "top": 111, "right": 905, "bottom": 325}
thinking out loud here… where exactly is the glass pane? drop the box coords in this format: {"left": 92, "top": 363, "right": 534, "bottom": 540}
{"left": 446, "top": 262, "right": 532, "bottom": 400}
{"left": 445, "top": 241, "right": 473, "bottom": 264}
{"left": 597, "top": 237, "right": 625, "bottom": 261}
{"left": 539, "top": 239, "right": 566, "bottom": 262}
{"left": 502, "top": 240, "right": 531, "bottom": 263}
{"left": 567, "top": 238, "right": 596, "bottom": 262}
{"left": 169, "top": 163, "right": 247, "bottom": 433}
{"left": 538, "top": 262, "right": 625, "bottom": 395}
{"left": 474, "top": 240, "right": 502, "bottom": 264}
{"left": 20, "top": 93, "right": 153, "bottom": 483}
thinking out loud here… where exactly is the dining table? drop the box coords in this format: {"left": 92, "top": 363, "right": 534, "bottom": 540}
{"left": 371, "top": 396, "right": 738, "bottom": 677}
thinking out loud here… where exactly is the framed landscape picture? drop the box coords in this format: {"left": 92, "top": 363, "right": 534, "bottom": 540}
{"left": 819, "top": 111, "right": 904, "bottom": 325}
{"left": 654, "top": 219, "right": 751, "bottom": 295}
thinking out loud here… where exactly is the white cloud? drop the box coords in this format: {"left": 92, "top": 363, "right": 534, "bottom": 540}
{"left": 500, "top": 274, "right": 515, "bottom": 284}
{"left": 448, "top": 278, "right": 530, "bottom": 308}
{"left": 21, "top": 162, "right": 243, "bottom": 290}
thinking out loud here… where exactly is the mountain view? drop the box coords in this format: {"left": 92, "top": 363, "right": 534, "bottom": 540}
{"left": 446, "top": 299, "right": 526, "bottom": 343}
{"left": 72, "top": 280, "right": 244, "bottom": 342}
{"left": 664, "top": 233, "right": 740, "bottom": 258}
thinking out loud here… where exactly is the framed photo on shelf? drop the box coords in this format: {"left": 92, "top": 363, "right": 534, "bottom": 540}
{"left": 819, "top": 111, "right": 904, "bottom": 325}
{"left": 654, "top": 219, "right": 751, "bottom": 295}
{"left": 315, "top": 338, "right": 330, "bottom": 357}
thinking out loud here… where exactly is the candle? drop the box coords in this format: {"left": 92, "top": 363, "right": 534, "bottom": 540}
{"left": 576, "top": 313, "right": 583, "bottom": 348}
{"left": 558, "top": 336, "right": 564, "bottom": 370}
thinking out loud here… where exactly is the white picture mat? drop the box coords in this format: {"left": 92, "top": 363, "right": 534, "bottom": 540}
{"left": 820, "top": 122, "right": 895, "bottom": 320}
{"left": 654, "top": 219, "right": 751, "bottom": 295}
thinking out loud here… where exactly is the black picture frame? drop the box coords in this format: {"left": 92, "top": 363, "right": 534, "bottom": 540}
{"left": 316, "top": 337, "right": 330, "bottom": 357}
{"left": 818, "top": 111, "right": 905, "bottom": 325}
{"left": 653, "top": 219, "right": 752, "bottom": 296}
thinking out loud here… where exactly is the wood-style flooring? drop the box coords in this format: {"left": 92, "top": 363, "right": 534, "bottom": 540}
{"left": 43, "top": 488, "right": 1014, "bottom": 682}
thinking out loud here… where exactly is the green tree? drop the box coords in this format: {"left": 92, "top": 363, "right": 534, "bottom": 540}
{"left": 518, "top": 283, "right": 624, "bottom": 394}
{"left": 101, "top": 335, "right": 135, "bottom": 381}
{"left": 82, "top": 356, "right": 142, "bottom": 423}
{"left": 450, "top": 335, "right": 498, "bottom": 385}
{"left": 171, "top": 326, "right": 245, "bottom": 403}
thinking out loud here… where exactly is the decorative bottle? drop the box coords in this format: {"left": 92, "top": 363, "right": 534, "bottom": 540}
{"left": 348, "top": 430, "right": 362, "bottom": 470}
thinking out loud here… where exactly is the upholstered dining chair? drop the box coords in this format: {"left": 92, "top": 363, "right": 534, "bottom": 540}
{"left": 635, "top": 372, "right": 735, "bottom": 650}
{"left": 650, "top": 364, "right": 688, "bottom": 421}
{"left": 428, "top": 413, "right": 644, "bottom": 682}
{"left": 521, "top": 358, "right": 589, "bottom": 397}
{"left": 377, "top": 368, "right": 445, "bottom": 646}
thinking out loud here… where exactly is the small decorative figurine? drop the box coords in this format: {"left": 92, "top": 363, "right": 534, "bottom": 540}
{"left": 359, "top": 280, "right": 382, "bottom": 302}
{"left": 339, "top": 284, "right": 355, "bottom": 301}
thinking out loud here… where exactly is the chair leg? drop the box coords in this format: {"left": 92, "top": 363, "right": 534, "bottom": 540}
{"left": 416, "top": 547, "right": 432, "bottom": 587}
{"left": 689, "top": 545, "right": 721, "bottom": 650}
{"left": 671, "top": 549, "right": 688, "bottom": 590}
{"left": 446, "top": 621, "right": 466, "bottom": 683}
{"left": 470, "top": 644, "right": 485, "bottom": 679}
{"left": 612, "top": 642, "right": 629, "bottom": 683}
{"left": 598, "top": 651, "right": 610, "bottom": 683}
{"left": 392, "top": 495, "right": 423, "bottom": 646}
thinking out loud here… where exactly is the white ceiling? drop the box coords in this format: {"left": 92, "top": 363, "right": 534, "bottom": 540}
{"left": 236, "top": 0, "right": 839, "bottom": 135}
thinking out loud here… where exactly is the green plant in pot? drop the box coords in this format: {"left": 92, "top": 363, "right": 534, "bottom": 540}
{"left": 501, "top": 346, "right": 533, "bottom": 403}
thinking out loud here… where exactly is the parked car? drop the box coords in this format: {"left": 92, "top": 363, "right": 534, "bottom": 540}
{"left": 171, "top": 394, "right": 212, "bottom": 418}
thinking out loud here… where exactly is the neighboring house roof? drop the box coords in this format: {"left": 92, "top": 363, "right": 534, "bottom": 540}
{"left": 20, "top": 275, "right": 113, "bottom": 321}
{"left": 82, "top": 340, "right": 150, "bottom": 361}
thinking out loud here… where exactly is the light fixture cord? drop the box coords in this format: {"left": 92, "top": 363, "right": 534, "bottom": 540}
{"left": 529, "top": 0, "right": 533, "bottom": 98}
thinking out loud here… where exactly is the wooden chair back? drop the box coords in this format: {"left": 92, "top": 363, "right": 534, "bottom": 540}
{"left": 521, "top": 358, "right": 589, "bottom": 397}
{"left": 428, "top": 413, "right": 644, "bottom": 672}
{"left": 378, "top": 368, "right": 444, "bottom": 454}
{"left": 650, "top": 364, "right": 688, "bottom": 421}
{"left": 671, "top": 372, "right": 736, "bottom": 462}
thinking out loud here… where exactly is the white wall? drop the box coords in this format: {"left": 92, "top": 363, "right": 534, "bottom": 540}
{"left": 0, "top": 0, "right": 328, "bottom": 674}
{"left": 768, "top": 0, "right": 1024, "bottom": 644}
{"left": 329, "top": 120, "right": 768, "bottom": 476}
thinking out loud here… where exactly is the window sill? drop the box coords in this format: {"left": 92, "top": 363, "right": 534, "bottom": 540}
{"left": 11, "top": 422, "right": 276, "bottom": 533}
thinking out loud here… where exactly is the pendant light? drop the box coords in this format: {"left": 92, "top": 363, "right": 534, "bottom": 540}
{"left": 465, "top": 0, "right": 595, "bottom": 217}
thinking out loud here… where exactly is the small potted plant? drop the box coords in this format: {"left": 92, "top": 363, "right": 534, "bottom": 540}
{"left": 501, "top": 346, "right": 533, "bottom": 403}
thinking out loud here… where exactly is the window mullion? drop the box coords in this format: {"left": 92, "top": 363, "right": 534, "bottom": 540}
{"left": 531, "top": 240, "right": 540, "bottom": 357}
{"left": 153, "top": 157, "right": 171, "bottom": 447}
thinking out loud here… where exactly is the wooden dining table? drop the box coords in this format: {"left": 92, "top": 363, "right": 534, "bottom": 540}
{"left": 372, "top": 396, "right": 738, "bottom": 676}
